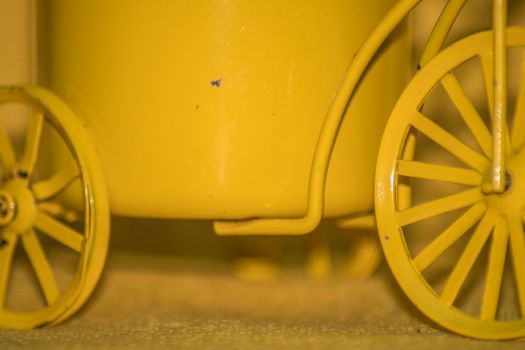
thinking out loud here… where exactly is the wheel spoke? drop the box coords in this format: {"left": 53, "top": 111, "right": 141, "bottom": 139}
{"left": 509, "top": 216, "right": 525, "bottom": 316}
{"left": 376, "top": 26, "right": 525, "bottom": 338}
{"left": 414, "top": 202, "right": 487, "bottom": 271}
{"left": 19, "top": 111, "right": 44, "bottom": 177}
{"left": 441, "top": 211, "right": 497, "bottom": 306}
{"left": 511, "top": 55, "right": 525, "bottom": 151}
{"left": 0, "top": 233, "right": 18, "bottom": 308}
{"left": 34, "top": 212, "right": 84, "bottom": 252}
{"left": 0, "top": 128, "right": 16, "bottom": 176}
{"left": 441, "top": 73, "right": 493, "bottom": 158}
{"left": 37, "top": 202, "right": 81, "bottom": 223}
{"left": 397, "top": 160, "right": 483, "bottom": 186}
{"left": 411, "top": 112, "right": 490, "bottom": 172}
{"left": 31, "top": 160, "right": 80, "bottom": 201}
{"left": 0, "top": 86, "right": 110, "bottom": 328}
{"left": 397, "top": 188, "right": 483, "bottom": 227}
{"left": 21, "top": 230, "right": 59, "bottom": 305}
{"left": 481, "top": 217, "right": 509, "bottom": 320}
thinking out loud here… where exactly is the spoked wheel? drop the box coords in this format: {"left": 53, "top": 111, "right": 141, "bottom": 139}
{"left": 0, "top": 85, "right": 109, "bottom": 329}
{"left": 376, "top": 28, "right": 525, "bottom": 339}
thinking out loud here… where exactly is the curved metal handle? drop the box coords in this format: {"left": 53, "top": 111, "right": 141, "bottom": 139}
{"left": 214, "top": 0, "right": 424, "bottom": 236}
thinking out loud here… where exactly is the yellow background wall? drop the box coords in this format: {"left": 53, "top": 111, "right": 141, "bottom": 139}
{"left": 0, "top": 0, "right": 34, "bottom": 85}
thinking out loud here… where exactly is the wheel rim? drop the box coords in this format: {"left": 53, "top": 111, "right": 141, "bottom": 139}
{"left": 376, "top": 28, "right": 525, "bottom": 339}
{"left": 0, "top": 85, "right": 109, "bottom": 329}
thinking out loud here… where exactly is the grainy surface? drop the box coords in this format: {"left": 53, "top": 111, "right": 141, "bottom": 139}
{"left": 1, "top": 225, "right": 524, "bottom": 350}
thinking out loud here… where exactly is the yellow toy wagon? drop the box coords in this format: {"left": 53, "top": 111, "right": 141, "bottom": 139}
{"left": 1, "top": 0, "right": 525, "bottom": 340}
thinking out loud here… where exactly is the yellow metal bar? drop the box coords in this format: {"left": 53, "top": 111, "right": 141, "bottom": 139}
{"left": 31, "top": 159, "right": 80, "bottom": 201}
{"left": 419, "top": 0, "right": 467, "bottom": 67}
{"left": 511, "top": 56, "right": 525, "bottom": 151}
{"left": 398, "top": 130, "right": 417, "bottom": 211}
{"left": 0, "top": 233, "right": 17, "bottom": 308}
{"left": 480, "top": 217, "right": 508, "bottom": 321}
{"left": 492, "top": 0, "right": 507, "bottom": 193}
{"left": 441, "top": 73, "right": 493, "bottom": 158}
{"left": 396, "top": 188, "right": 482, "bottom": 227}
{"left": 0, "top": 128, "right": 16, "bottom": 177}
{"left": 481, "top": 52, "right": 496, "bottom": 119}
{"left": 396, "top": 160, "right": 483, "bottom": 186}
{"left": 480, "top": 52, "right": 511, "bottom": 151}
{"left": 509, "top": 217, "right": 525, "bottom": 316}
{"left": 413, "top": 202, "right": 487, "bottom": 272}
{"left": 441, "top": 210, "right": 497, "bottom": 306}
{"left": 411, "top": 112, "right": 490, "bottom": 172}
{"left": 21, "top": 230, "right": 60, "bottom": 305}
{"left": 19, "top": 111, "right": 44, "bottom": 177}
{"left": 338, "top": 213, "right": 376, "bottom": 231}
{"left": 214, "top": 0, "right": 423, "bottom": 235}
{"left": 34, "top": 212, "right": 84, "bottom": 252}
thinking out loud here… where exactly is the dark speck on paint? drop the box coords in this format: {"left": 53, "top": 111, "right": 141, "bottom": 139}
{"left": 211, "top": 79, "right": 222, "bottom": 87}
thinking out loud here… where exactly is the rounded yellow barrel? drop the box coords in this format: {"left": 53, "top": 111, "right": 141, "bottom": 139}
{"left": 38, "top": 0, "right": 410, "bottom": 220}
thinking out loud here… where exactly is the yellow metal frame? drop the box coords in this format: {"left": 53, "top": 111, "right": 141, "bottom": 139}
{"left": 491, "top": 0, "right": 508, "bottom": 193}
{"left": 215, "top": 0, "right": 468, "bottom": 235}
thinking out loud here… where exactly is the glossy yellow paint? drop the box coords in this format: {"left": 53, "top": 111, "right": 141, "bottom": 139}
{"left": 214, "top": 0, "right": 418, "bottom": 235}
{"left": 491, "top": 0, "right": 508, "bottom": 193}
{"left": 39, "top": 0, "right": 410, "bottom": 225}
{"left": 0, "top": 85, "right": 109, "bottom": 329}
{"left": 376, "top": 28, "right": 525, "bottom": 340}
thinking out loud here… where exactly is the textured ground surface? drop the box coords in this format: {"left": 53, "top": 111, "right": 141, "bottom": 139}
{"left": 0, "top": 218, "right": 524, "bottom": 350}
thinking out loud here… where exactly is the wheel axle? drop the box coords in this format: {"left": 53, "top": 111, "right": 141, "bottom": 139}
{"left": 0, "top": 191, "right": 16, "bottom": 227}
{"left": 504, "top": 172, "right": 512, "bottom": 192}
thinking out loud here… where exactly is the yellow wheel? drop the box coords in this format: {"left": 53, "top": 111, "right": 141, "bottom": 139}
{"left": 376, "top": 28, "right": 525, "bottom": 339}
{"left": 0, "top": 85, "right": 109, "bottom": 329}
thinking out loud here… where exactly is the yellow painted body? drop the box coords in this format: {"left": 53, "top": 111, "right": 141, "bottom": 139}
{"left": 38, "top": 0, "right": 409, "bottom": 220}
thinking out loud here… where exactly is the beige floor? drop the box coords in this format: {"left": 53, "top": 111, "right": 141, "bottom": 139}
{"left": 0, "top": 218, "right": 524, "bottom": 350}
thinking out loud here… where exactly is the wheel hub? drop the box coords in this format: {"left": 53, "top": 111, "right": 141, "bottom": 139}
{"left": 485, "top": 151, "right": 525, "bottom": 216}
{"left": 0, "top": 178, "right": 36, "bottom": 234}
